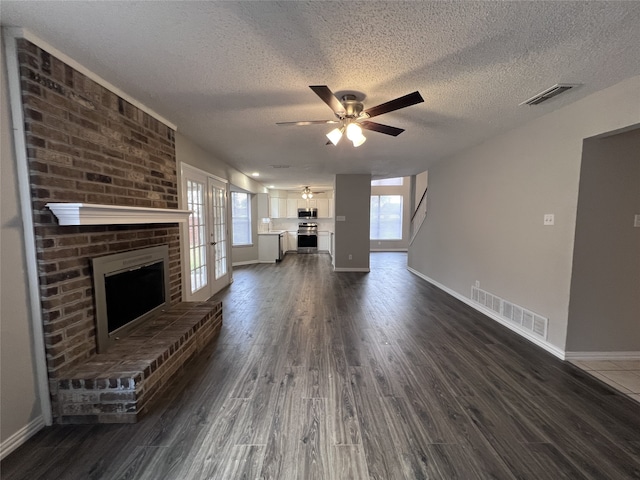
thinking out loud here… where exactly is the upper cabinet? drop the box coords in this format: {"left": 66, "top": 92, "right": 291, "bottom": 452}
{"left": 286, "top": 199, "right": 299, "bottom": 218}
{"left": 270, "top": 192, "right": 334, "bottom": 218}
{"left": 316, "top": 198, "right": 331, "bottom": 218}
{"left": 269, "top": 197, "right": 288, "bottom": 218}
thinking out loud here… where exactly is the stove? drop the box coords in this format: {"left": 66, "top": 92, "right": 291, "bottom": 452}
{"left": 297, "top": 222, "right": 318, "bottom": 253}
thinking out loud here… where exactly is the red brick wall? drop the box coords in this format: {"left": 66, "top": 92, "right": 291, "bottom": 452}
{"left": 16, "top": 39, "right": 182, "bottom": 379}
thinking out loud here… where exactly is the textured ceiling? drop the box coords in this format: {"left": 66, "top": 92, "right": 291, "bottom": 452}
{"left": 2, "top": 1, "right": 640, "bottom": 190}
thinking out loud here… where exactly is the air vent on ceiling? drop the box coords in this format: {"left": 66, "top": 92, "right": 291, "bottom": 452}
{"left": 520, "top": 84, "right": 580, "bottom": 106}
{"left": 269, "top": 164, "right": 291, "bottom": 169}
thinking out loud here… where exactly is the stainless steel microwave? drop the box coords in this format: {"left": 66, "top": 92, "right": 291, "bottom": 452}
{"left": 298, "top": 208, "right": 318, "bottom": 219}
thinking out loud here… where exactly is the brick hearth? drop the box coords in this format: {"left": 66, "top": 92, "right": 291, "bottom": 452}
{"left": 55, "top": 302, "right": 222, "bottom": 424}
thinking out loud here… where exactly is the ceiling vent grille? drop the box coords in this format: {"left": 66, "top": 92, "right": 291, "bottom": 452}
{"left": 520, "top": 84, "right": 580, "bottom": 106}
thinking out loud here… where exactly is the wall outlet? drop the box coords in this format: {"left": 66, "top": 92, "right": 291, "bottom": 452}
{"left": 475, "top": 280, "right": 480, "bottom": 288}
{"left": 543, "top": 214, "right": 555, "bottom": 226}
{"left": 348, "top": 254, "right": 352, "bottom": 260}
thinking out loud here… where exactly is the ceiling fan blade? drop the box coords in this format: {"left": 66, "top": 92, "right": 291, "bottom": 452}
{"left": 277, "top": 120, "right": 340, "bottom": 126}
{"left": 309, "top": 85, "right": 346, "bottom": 116}
{"left": 359, "top": 121, "right": 405, "bottom": 136}
{"left": 362, "top": 91, "right": 424, "bottom": 119}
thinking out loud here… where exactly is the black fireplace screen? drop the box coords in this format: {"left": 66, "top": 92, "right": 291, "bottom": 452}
{"left": 104, "top": 261, "right": 165, "bottom": 333}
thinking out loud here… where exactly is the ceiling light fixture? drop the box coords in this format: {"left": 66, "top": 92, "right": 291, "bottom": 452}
{"left": 301, "top": 186, "right": 313, "bottom": 199}
{"left": 327, "top": 121, "right": 366, "bottom": 147}
{"left": 326, "top": 127, "right": 344, "bottom": 146}
{"left": 251, "top": 172, "right": 260, "bottom": 177}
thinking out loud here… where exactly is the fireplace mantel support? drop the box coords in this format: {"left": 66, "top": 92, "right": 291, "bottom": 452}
{"left": 46, "top": 203, "right": 192, "bottom": 226}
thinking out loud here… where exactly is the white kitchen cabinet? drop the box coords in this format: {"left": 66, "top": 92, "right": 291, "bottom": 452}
{"left": 316, "top": 198, "right": 330, "bottom": 218}
{"left": 286, "top": 231, "right": 297, "bottom": 251}
{"left": 318, "top": 231, "right": 331, "bottom": 252}
{"left": 286, "top": 199, "right": 298, "bottom": 218}
{"left": 270, "top": 197, "right": 287, "bottom": 218}
{"left": 258, "top": 232, "right": 283, "bottom": 263}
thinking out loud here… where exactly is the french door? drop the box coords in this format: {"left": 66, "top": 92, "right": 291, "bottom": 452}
{"left": 181, "top": 164, "right": 230, "bottom": 301}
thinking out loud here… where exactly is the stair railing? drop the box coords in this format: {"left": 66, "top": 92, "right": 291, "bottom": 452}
{"left": 410, "top": 186, "right": 428, "bottom": 244}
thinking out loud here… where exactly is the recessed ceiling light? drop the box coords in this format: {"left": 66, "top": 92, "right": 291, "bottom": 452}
{"left": 268, "top": 185, "right": 275, "bottom": 188}
{"left": 251, "top": 172, "right": 260, "bottom": 177}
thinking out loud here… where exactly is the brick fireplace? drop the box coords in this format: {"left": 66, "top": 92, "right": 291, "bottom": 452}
{"left": 13, "top": 38, "right": 221, "bottom": 422}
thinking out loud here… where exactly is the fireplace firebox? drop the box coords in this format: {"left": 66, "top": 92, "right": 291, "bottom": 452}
{"left": 92, "top": 245, "right": 171, "bottom": 352}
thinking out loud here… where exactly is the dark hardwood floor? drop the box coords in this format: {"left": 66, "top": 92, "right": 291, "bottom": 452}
{"left": 3, "top": 252, "right": 640, "bottom": 479}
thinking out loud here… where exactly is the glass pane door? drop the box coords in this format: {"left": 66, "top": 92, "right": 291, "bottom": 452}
{"left": 208, "top": 178, "right": 229, "bottom": 293}
{"left": 186, "top": 179, "right": 207, "bottom": 294}
{"left": 181, "top": 165, "right": 230, "bottom": 301}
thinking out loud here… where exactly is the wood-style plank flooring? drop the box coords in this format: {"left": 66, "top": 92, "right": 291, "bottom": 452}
{"left": 3, "top": 252, "right": 640, "bottom": 479}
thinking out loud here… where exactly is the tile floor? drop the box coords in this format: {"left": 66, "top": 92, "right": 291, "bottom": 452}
{"left": 571, "top": 359, "right": 640, "bottom": 403}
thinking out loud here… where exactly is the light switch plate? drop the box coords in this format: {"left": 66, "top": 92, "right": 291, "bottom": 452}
{"left": 635, "top": 214, "right": 640, "bottom": 227}
{"left": 336, "top": 215, "right": 346, "bottom": 222}
{"left": 544, "top": 214, "right": 555, "bottom": 226}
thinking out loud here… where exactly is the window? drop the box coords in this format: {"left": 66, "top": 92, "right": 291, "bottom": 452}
{"left": 371, "top": 177, "right": 403, "bottom": 186}
{"left": 231, "top": 191, "right": 252, "bottom": 246}
{"left": 370, "top": 195, "right": 403, "bottom": 240}
{"left": 186, "top": 179, "right": 207, "bottom": 293}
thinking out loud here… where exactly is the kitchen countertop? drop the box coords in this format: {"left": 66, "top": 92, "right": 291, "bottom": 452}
{"left": 258, "top": 230, "right": 286, "bottom": 235}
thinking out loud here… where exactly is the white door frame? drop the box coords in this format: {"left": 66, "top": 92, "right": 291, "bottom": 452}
{"left": 180, "top": 163, "right": 231, "bottom": 301}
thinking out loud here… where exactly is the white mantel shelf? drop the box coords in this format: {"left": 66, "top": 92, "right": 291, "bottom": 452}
{"left": 46, "top": 203, "right": 192, "bottom": 226}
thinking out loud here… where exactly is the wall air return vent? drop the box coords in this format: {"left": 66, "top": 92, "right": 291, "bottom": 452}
{"left": 520, "top": 84, "right": 580, "bottom": 106}
{"left": 471, "top": 285, "right": 548, "bottom": 340}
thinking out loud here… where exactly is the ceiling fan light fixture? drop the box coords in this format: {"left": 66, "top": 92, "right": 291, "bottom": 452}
{"left": 346, "top": 123, "right": 363, "bottom": 141}
{"left": 326, "top": 127, "right": 343, "bottom": 146}
{"left": 352, "top": 135, "right": 366, "bottom": 147}
{"left": 301, "top": 186, "right": 313, "bottom": 199}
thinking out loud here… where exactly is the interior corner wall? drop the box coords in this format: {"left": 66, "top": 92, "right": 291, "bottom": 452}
{"left": 1, "top": 33, "right": 42, "bottom": 451}
{"left": 408, "top": 75, "right": 640, "bottom": 352}
{"left": 334, "top": 174, "right": 371, "bottom": 271}
{"left": 566, "top": 129, "right": 640, "bottom": 352}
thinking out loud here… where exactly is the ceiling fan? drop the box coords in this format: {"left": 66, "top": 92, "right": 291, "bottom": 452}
{"left": 277, "top": 85, "right": 424, "bottom": 147}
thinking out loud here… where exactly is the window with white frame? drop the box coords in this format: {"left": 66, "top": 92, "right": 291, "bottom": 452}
{"left": 370, "top": 195, "right": 403, "bottom": 240}
{"left": 371, "top": 177, "right": 403, "bottom": 186}
{"left": 231, "top": 191, "right": 252, "bottom": 246}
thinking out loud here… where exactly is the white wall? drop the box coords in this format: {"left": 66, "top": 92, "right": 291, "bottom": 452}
{"left": 1, "top": 33, "right": 43, "bottom": 455}
{"left": 567, "top": 129, "right": 640, "bottom": 352}
{"left": 408, "top": 76, "right": 640, "bottom": 353}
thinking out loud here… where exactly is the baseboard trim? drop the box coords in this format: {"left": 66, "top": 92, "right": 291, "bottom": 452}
{"left": 565, "top": 351, "right": 640, "bottom": 361}
{"left": 407, "top": 267, "right": 566, "bottom": 360}
{"left": 232, "top": 260, "right": 260, "bottom": 266}
{"left": 334, "top": 267, "right": 370, "bottom": 272}
{"left": 0, "top": 416, "right": 45, "bottom": 460}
